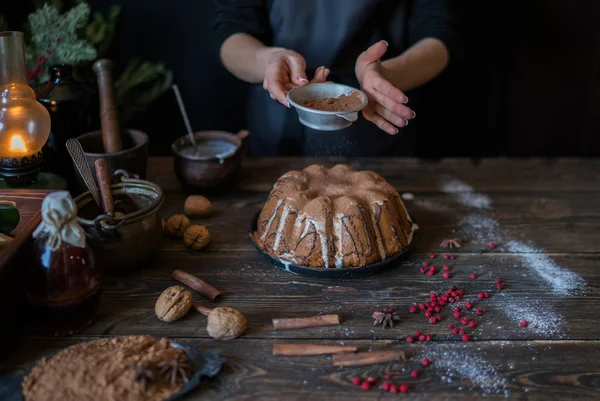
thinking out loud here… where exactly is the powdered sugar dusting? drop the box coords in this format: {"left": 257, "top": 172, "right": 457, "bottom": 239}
{"left": 442, "top": 180, "right": 492, "bottom": 209}
{"left": 506, "top": 240, "right": 586, "bottom": 296}
{"left": 419, "top": 348, "right": 508, "bottom": 395}
{"left": 497, "top": 292, "right": 565, "bottom": 335}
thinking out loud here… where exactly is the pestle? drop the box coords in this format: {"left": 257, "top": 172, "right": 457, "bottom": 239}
{"left": 93, "top": 59, "right": 123, "bottom": 154}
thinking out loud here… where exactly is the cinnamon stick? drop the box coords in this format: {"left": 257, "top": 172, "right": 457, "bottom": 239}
{"left": 272, "top": 314, "right": 340, "bottom": 330}
{"left": 332, "top": 350, "right": 407, "bottom": 367}
{"left": 273, "top": 343, "right": 357, "bottom": 356}
{"left": 172, "top": 269, "right": 222, "bottom": 302}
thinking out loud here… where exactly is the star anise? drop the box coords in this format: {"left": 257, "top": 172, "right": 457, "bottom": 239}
{"left": 157, "top": 355, "right": 193, "bottom": 385}
{"left": 130, "top": 360, "right": 155, "bottom": 391}
{"left": 440, "top": 238, "right": 462, "bottom": 249}
{"left": 372, "top": 308, "right": 401, "bottom": 328}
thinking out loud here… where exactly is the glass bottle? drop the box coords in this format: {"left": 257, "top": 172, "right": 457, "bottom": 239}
{"left": 25, "top": 191, "right": 101, "bottom": 336}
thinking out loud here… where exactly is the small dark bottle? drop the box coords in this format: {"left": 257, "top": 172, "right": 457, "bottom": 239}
{"left": 25, "top": 191, "right": 101, "bottom": 336}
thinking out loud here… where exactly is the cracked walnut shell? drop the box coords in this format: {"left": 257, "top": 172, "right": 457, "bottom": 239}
{"left": 184, "top": 195, "right": 212, "bottom": 218}
{"left": 207, "top": 307, "right": 248, "bottom": 340}
{"left": 155, "top": 286, "right": 193, "bottom": 322}
{"left": 166, "top": 214, "right": 191, "bottom": 237}
{"left": 184, "top": 225, "right": 210, "bottom": 250}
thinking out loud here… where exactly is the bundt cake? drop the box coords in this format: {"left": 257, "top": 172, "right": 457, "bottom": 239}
{"left": 252, "top": 164, "right": 417, "bottom": 269}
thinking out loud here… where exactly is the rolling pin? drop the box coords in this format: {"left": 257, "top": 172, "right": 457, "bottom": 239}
{"left": 93, "top": 59, "right": 123, "bottom": 153}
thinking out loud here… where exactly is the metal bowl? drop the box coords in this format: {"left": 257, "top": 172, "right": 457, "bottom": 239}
{"left": 287, "top": 83, "right": 368, "bottom": 131}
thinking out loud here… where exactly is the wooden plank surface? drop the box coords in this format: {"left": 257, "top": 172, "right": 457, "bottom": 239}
{"left": 1, "top": 158, "right": 599, "bottom": 400}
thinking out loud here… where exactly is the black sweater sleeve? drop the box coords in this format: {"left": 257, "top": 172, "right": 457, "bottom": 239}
{"left": 213, "top": 0, "right": 272, "bottom": 49}
{"left": 408, "top": 0, "right": 457, "bottom": 58}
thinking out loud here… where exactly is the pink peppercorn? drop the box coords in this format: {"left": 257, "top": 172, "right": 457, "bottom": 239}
{"left": 361, "top": 382, "right": 371, "bottom": 390}
{"left": 387, "top": 308, "right": 396, "bottom": 313}
{"left": 422, "top": 358, "right": 431, "bottom": 366}
{"left": 436, "top": 315, "right": 442, "bottom": 321}
{"left": 428, "top": 270, "right": 435, "bottom": 276}
{"left": 465, "top": 301, "right": 472, "bottom": 309}
{"left": 418, "top": 335, "right": 426, "bottom": 342}
{"left": 469, "top": 320, "right": 477, "bottom": 328}
{"left": 385, "top": 373, "right": 392, "bottom": 379}
{"left": 443, "top": 265, "right": 450, "bottom": 271}
{"left": 478, "top": 293, "right": 484, "bottom": 299}
{"left": 444, "top": 254, "right": 450, "bottom": 259}
{"left": 497, "top": 283, "right": 504, "bottom": 290}
{"left": 390, "top": 384, "right": 399, "bottom": 393}
{"left": 409, "top": 305, "right": 417, "bottom": 313}
{"left": 450, "top": 255, "right": 456, "bottom": 260}
{"left": 483, "top": 292, "right": 489, "bottom": 298}
{"left": 443, "top": 272, "right": 451, "bottom": 279}
{"left": 520, "top": 320, "right": 528, "bottom": 327}
{"left": 460, "top": 317, "right": 468, "bottom": 325}
{"left": 475, "top": 309, "right": 483, "bottom": 316}
{"left": 489, "top": 243, "right": 496, "bottom": 249}
{"left": 451, "top": 328, "right": 459, "bottom": 335}
{"left": 367, "top": 376, "right": 377, "bottom": 384}
{"left": 459, "top": 329, "right": 465, "bottom": 335}
{"left": 406, "top": 336, "right": 414, "bottom": 343}
{"left": 430, "top": 253, "right": 436, "bottom": 258}
{"left": 449, "top": 297, "right": 455, "bottom": 303}
{"left": 425, "top": 311, "right": 432, "bottom": 318}
{"left": 470, "top": 273, "right": 477, "bottom": 279}
{"left": 448, "top": 323, "right": 455, "bottom": 329}
{"left": 419, "top": 267, "right": 427, "bottom": 274}
{"left": 462, "top": 334, "right": 470, "bottom": 341}
{"left": 453, "top": 311, "right": 461, "bottom": 319}
{"left": 422, "top": 261, "right": 429, "bottom": 267}
{"left": 425, "top": 334, "right": 432, "bottom": 341}
{"left": 418, "top": 303, "right": 425, "bottom": 310}
{"left": 434, "top": 306, "right": 441, "bottom": 312}
{"left": 429, "top": 317, "right": 437, "bottom": 324}
{"left": 400, "top": 384, "right": 409, "bottom": 393}
{"left": 382, "top": 382, "right": 391, "bottom": 390}
{"left": 415, "top": 330, "right": 421, "bottom": 336}
{"left": 352, "top": 377, "right": 362, "bottom": 385}
{"left": 411, "top": 370, "right": 419, "bottom": 378}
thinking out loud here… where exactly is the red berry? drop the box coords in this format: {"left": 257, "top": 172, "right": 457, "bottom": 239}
{"left": 361, "top": 382, "right": 371, "bottom": 390}
{"left": 367, "top": 376, "right": 376, "bottom": 384}
{"left": 497, "top": 283, "right": 504, "bottom": 290}
{"left": 475, "top": 309, "right": 483, "bottom": 316}
{"left": 453, "top": 311, "right": 461, "bottom": 319}
{"left": 382, "top": 382, "right": 391, "bottom": 390}
{"left": 425, "top": 334, "right": 432, "bottom": 341}
{"left": 478, "top": 293, "right": 484, "bottom": 299}
{"left": 470, "top": 273, "right": 477, "bottom": 279}
{"left": 469, "top": 320, "right": 477, "bottom": 328}
{"left": 411, "top": 370, "right": 419, "bottom": 378}
{"left": 400, "top": 384, "right": 409, "bottom": 393}
{"left": 489, "top": 242, "right": 496, "bottom": 249}
{"left": 425, "top": 311, "right": 432, "bottom": 318}
{"left": 443, "top": 265, "right": 450, "bottom": 271}
{"left": 352, "top": 377, "right": 362, "bottom": 385}
{"left": 451, "top": 328, "right": 459, "bottom": 335}
{"left": 429, "top": 253, "right": 436, "bottom": 258}
{"left": 465, "top": 301, "right": 472, "bottom": 309}
{"left": 409, "top": 305, "right": 417, "bottom": 313}
{"left": 444, "top": 253, "right": 450, "bottom": 259}
{"left": 419, "top": 267, "right": 427, "bottom": 274}
{"left": 459, "top": 329, "right": 465, "bottom": 335}
{"left": 456, "top": 289, "right": 463, "bottom": 295}
{"left": 385, "top": 373, "right": 392, "bottom": 379}
{"left": 462, "top": 334, "right": 470, "bottom": 341}
{"left": 418, "top": 335, "right": 426, "bottom": 341}
{"left": 422, "top": 261, "right": 429, "bottom": 267}
{"left": 495, "top": 277, "right": 502, "bottom": 283}
{"left": 448, "top": 323, "right": 455, "bottom": 329}
{"left": 436, "top": 315, "right": 442, "bottom": 321}
{"left": 387, "top": 308, "right": 396, "bottom": 313}
{"left": 406, "top": 336, "right": 414, "bottom": 343}
{"left": 483, "top": 291, "right": 490, "bottom": 298}
{"left": 418, "top": 303, "right": 424, "bottom": 310}
{"left": 422, "top": 358, "right": 431, "bottom": 366}
{"left": 429, "top": 317, "right": 437, "bottom": 324}
{"left": 520, "top": 320, "right": 528, "bottom": 327}
{"left": 427, "top": 270, "right": 435, "bottom": 276}
{"left": 415, "top": 330, "right": 421, "bottom": 336}
{"left": 450, "top": 255, "right": 456, "bottom": 260}
{"left": 434, "top": 306, "right": 441, "bottom": 313}
{"left": 449, "top": 297, "right": 455, "bottom": 303}
{"left": 390, "top": 384, "right": 399, "bottom": 393}
{"left": 443, "top": 272, "right": 451, "bottom": 279}
{"left": 460, "top": 317, "right": 468, "bottom": 325}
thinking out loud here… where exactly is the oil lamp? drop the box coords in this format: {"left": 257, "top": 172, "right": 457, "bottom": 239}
{"left": 0, "top": 31, "right": 50, "bottom": 186}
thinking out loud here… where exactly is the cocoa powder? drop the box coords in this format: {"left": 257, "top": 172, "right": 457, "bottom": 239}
{"left": 22, "top": 335, "right": 190, "bottom": 401}
{"left": 303, "top": 91, "right": 363, "bottom": 112}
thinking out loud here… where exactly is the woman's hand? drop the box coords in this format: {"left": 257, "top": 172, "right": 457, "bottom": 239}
{"left": 258, "top": 48, "right": 330, "bottom": 107}
{"left": 355, "top": 41, "right": 415, "bottom": 135}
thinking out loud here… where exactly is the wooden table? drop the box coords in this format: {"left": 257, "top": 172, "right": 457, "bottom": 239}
{"left": 2, "top": 158, "right": 600, "bottom": 400}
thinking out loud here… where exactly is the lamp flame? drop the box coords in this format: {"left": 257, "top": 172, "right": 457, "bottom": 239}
{"left": 10, "top": 135, "right": 27, "bottom": 153}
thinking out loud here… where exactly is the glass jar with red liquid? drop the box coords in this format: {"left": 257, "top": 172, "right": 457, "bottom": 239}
{"left": 25, "top": 191, "right": 102, "bottom": 336}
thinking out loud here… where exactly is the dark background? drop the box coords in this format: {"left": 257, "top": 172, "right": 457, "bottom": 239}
{"left": 3, "top": 0, "right": 600, "bottom": 157}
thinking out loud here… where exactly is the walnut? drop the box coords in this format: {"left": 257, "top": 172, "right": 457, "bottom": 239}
{"left": 206, "top": 307, "right": 248, "bottom": 340}
{"left": 166, "top": 214, "right": 191, "bottom": 237}
{"left": 184, "top": 195, "right": 212, "bottom": 218}
{"left": 155, "top": 286, "right": 193, "bottom": 322}
{"left": 183, "top": 225, "right": 210, "bottom": 250}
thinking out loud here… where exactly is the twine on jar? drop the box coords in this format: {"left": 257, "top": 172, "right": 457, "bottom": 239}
{"left": 33, "top": 191, "right": 86, "bottom": 250}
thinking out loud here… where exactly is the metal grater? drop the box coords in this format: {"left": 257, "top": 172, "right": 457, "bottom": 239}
{"left": 66, "top": 139, "right": 101, "bottom": 207}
